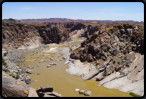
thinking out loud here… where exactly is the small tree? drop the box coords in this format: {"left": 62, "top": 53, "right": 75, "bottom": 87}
{"left": 4, "top": 52, "right": 8, "bottom": 56}
{"left": 113, "top": 60, "right": 116, "bottom": 64}
{"left": 118, "top": 61, "right": 120, "bottom": 64}
{"left": 10, "top": 74, "right": 15, "bottom": 78}
{"left": 123, "top": 50, "right": 127, "bottom": 54}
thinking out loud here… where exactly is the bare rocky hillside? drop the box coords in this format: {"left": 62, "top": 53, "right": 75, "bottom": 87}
{"left": 2, "top": 22, "right": 71, "bottom": 51}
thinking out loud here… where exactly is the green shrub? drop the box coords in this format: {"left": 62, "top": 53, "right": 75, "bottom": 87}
{"left": 16, "top": 65, "right": 20, "bottom": 67}
{"left": 103, "top": 72, "right": 106, "bottom": 76}
{"left": 123, "top": 50, "right": 127, "bottom": 54}
{"left": 129, "top": 92, "right": 142, "bottom": 97}
{"left": 104, "top": 48, "right": 107, "bottom": 52}
{"left": 4, "top": 52, "right": 8, "bottom": 56}
{"left": 5, "top": 65, "right": 8, "bottom": 68}
{"left": 135, "top": 66, "right": 137, "bottom": 68}
{"left": 69, "top": 47, "right": 72, "bottom": 52}
{"left": 2, "top": 57, "right": 6, "bottom": 65}
{"left": 118, "top": 61, "right": 120, "bottom": 64}
{"left": 113, "top": 60, "right": 116, "bottom": 64}
{"left": 126, "top": 62, "right": 129, "bottom": 67}
{"left": 112, "top": 70, "right": 114, "bottom": 73}
{"left": 2, "top": 69, "right": 10, "bottom": 73}
{"left": 10, "top": 74, "right": 15, "bottom": 78}
{"left": 86, "top": 56, "right": 88, "bottom": 59}
{"left": 15, "top": 73, "right": 20, "bottom": 79}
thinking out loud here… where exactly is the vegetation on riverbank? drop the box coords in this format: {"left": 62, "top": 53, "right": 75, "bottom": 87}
{"left": 129, "top": 92, "right": 142, "bottom": 97}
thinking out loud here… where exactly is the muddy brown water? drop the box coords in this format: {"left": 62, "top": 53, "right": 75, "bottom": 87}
{"left": 18, "top": 37, "right": 131, "bottom": 97}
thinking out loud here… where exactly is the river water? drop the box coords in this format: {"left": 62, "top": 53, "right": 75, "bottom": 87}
{"left": 19, "top": 37, "right": 131, "bottom": 97}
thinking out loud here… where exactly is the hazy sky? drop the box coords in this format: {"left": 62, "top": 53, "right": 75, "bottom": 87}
{"left": 2, "top": 2, "right": 144, "bottom": 22}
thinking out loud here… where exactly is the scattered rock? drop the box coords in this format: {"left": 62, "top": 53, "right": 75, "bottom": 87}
{"left": 50, "top": 63, "right": 57, "bottom": 65}
{"left": 79, "top": 90, "right": 85, "bottom": 94}
{"left": 84, "top": 91, "right": 92, "bottom": 96}
{"left": 75, "top": 89, "right": 80, "bottom": 92}
{"left": 25, "top": 69, "right": 32, "bottom": 74}
{"left": 47, "top": 65, "right": 51, "bottom": 68}
{"left": 25, "top": 76, "right": 31, "bottom": 84}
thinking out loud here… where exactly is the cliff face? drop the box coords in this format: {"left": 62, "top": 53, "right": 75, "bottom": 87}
{"left": 2, "top": 22, "right": 71, "bottom": 51}
{"left": 68, "top": 23, "right": 144, "bottom": 96}
{"left": 70, "top": 23, "right": 144, "bottom": 62}
{"left": 46, "top": 22, "right": 100, "bottom": 38}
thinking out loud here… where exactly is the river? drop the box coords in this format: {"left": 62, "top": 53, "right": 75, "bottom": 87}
{"left": 19, "top": 37, "right": 131, "bottom": 97}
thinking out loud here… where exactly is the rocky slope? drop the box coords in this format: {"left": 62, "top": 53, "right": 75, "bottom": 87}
{"left": 69, "top": 23, "right": 144, "bottom": 96}
{"left": 2, "top": 22, "right": 71, "bottom": 51}
{"left": 2, "top": 71, "right": 61, "bottom": 97}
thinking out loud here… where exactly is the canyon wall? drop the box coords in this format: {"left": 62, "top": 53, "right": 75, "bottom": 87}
{"left": 2, "top": 22, "right": 71, "bottom": 51}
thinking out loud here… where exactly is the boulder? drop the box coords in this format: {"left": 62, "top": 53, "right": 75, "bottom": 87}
{"left": 96, "top": 61, "right": 100, "bottom": 65}
{"left": 25, "top": 76, "right": 31, "bottom": 84}
{"left": 2, "top": 76, "right": 29, "bottom": 97}
{"left": 70, "top": 52, "right": 80, "bottom": 59}
{"left": 47, "top": 65, "right": 51, "bottom": 68}
{"left": 40, "top": 86, "right": 53, "bottom": 92}
{"left": 100, "top": 53, "right": 107, "bottom": 61}
{"left": 87, "top": 54, "right": 94, "bottom": 62}
{"left": 43, "top": 92, "right": 62, "bottom": 97}
{"left": 79, "top": 90, "right": 85, "bottom": 94}
{"left": 36, "top": 86, "right": 62, "bottom": 97}
{"left": 84, "top": 91, "right": 92, "bottom": 96}
{"left": 115, "top": 65, "right": 122, "bottom": 72}
{"left": 119, "top": 38, "right": 124, "bottom": 42}
{"left": 88, "top": 44, "right": 100, "bottom": 54}
{"left": 50, "top": 63, "right": 57, "bottom": 65}
{"left": 28, "top": 87, "right": 39, "bottom": 97}
{"left": 80, "top": 53, "right": 87, "bottom": 62}
{"left": 96, "top": 53, "right": 100, "bottom": 59}
{"left": 75, "top": 89, "right": 80, "bottom": 92}
{"left": 25, "top": 69, "right": 32, "bottom": 74}
{"left": 126, "top": 28, "right": 133, "bottom": 36}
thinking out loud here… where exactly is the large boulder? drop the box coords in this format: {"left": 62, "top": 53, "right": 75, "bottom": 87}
{"left": 36, "top": 86, "right": 61, "bottom": 97}
{"left": 126, "top": 28, "right": 133, "bottom": 36}
{"left": 80, "top": 53, "right": 87, "bottom": 62}
{"left": 87, "top": 54, "right": 94, "bottom": 62}
{"left": 25, "top": 76, "right": 31, "bottom": 84}
{"left": 2, "top": 76, "right": 29, "bottom": 97}
{"left": 88, "top": 44, "right": 100, "bottom": 54}
{"left": 25, "top": 69, "right": 32, "bottom": 74}
{"left": 70, "top": 52, "right": 80, "bottom": 59}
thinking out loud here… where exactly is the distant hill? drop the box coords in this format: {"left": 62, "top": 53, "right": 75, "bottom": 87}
{"left": 4, "top": 18, "right": 143, "bottom": 23}
{"left": 2, "top": 18, "right": 17, "bottom": 22}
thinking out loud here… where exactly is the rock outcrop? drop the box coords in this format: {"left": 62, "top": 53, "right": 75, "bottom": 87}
{"left": 2, "top": 73, "right": 29, "bottom": 97}
{"left": 69, "top": 23, "right": 144, "bottom": 96}
{"left": 2, "top": 22, "right": 71, "bottom": 51}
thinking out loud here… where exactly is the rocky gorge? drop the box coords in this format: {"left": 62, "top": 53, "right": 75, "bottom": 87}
{"left": 2, "top": 21, "right": 144, "bottom": 97}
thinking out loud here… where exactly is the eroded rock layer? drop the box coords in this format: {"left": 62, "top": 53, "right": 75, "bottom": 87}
{"left": 2, "top": 22, "right": 71, "bottom": 51}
